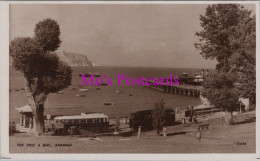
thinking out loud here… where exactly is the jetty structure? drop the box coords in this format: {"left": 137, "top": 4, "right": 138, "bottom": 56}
{"left": 143, "top": 79, "right": 202, "bottom": 97}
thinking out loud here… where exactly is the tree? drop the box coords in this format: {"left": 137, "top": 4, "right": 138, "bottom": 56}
{"left": 203, "top": 72, "right": 239, "bottom": 124}
{"left": 229, "top": 15, "right": 256, "bottom": 103}
{"left": 152, "top": 98, "right": 166, "bottom": 135}
{"left": 10, "top": 19, "right": 72, "bottom": 136}
{"left": 34, "top": 18, "right": 62, "bottom": 53}
{"left": 195, "top": 4, "right": 255, "bottom": 124}
{"left": 195, "top": 4, "right": 252, "bottom": 72}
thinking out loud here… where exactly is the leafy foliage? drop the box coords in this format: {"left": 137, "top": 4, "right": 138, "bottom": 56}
{"left": 9, "top": 122, "right": 16, "bottom": 136}
{"left": 10, "top": 37, "right": 43, "bottom": 75}
{"left": 34, "top": 19, "right": 62, "bottom": 53}
{"left": 203, "top": 72, "right": 239, "bottom": 112}
{"left": 195, "top": 4, "right": 256, "bottom": 117}
{"left": 229, "top": 15, "right": 256, "bottom": 100}
{"left": 10, "top": 18, "right": 71, "bottom": 135}
{"left": 195, "top": 4, "right": 252, "bottom": 72}
{"left": 10, "top": 39, "right": 72, "bottom": 102}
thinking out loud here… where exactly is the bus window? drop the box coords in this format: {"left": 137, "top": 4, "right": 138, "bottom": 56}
{"left": 74, "top": 119, "right": 79, "bottom": 123}
{"left": 94, "top": 118, "right": 98, "bottom": 123}
{"left": 87, "top": 119, "right": 93, "bottom": 123}
{"left": 67, "top": 120, "right": 72, "bottom": 124}
{"left": 100, "top": 118, "right": 104, "bottom": 122}
{"left": 80, "top": 119, "right": 86, "bottom": 123}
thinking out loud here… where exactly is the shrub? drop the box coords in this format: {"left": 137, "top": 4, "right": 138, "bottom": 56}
{"left": 9, "top": 122, "right": 16, "bottom": 135}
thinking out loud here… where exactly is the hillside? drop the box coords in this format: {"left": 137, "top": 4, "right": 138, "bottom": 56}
{"left": 9, "top": 50, "right": 93, "bottom": 67}
{"left": 55, "top": 50, "right": 93, "bottom": 67}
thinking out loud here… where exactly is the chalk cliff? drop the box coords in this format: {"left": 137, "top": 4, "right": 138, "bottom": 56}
{"left": 55, "top": 50, "right": 93, "bottom": 67}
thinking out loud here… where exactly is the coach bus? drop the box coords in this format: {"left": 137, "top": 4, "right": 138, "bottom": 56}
{"left": 53, "top": 112, "right": 109, "bottom": 135}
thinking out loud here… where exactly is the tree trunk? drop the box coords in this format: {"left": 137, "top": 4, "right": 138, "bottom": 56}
{"left": 24, "top": 77, "right": 45, "bottom": 136}
{"left": 34, "top": 104, "right": 45, "bottom": 135}
{"left": 224, "top": 110, "right": 233, "bottom": 125}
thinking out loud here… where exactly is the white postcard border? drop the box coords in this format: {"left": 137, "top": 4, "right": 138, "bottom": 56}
{"left": 1, "top": 1, "right": 259, "bottom": 160}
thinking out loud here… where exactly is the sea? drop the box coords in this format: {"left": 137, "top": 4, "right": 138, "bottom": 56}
{"left": 9, "top": 66, "right": 212, "bottom": 122}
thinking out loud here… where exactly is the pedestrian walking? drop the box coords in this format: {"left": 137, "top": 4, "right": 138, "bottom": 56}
{"left": 138, "top": 126, "right": 141, "bottom": 139}
{"left": 114, "top": 128, "right": 119, "bottom": 140}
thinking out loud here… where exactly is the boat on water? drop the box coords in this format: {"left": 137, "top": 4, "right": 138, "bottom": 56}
{"left": 101, "top": 82, "right": 107, "bottom": 86}
{"left": 79, "top": 72, "right": 92, "bottom": 77}
{"left": 115, "top": 90, "right": 124, "bottom": 94}
{"left": 179, "top": 73, "right": 203, "bottom": 86}
{"left": 57, "top": 91, "right": 64, "bottom": 94}
{"left": 53, "top": 113, "right": 109, "bottom": 135}
{"left": 76, "top": 94, "right": 85, "bottom": 97}
{"left": 75, "top": 90, "right": 86, "bottom": 97}
{"left": 104, "top": 102, "right": 113, "bottom": 105}
{"left": 79, "top": 88, "right": 88, "bottom": 92}
{"left": 94, "top": 73, "right": 101, "bottom": 77}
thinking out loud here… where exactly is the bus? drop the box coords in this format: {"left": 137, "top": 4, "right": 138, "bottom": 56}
{"left": 53, "top": 112, "right": 109, "bottom": 135}
{"left": 129, "top": 109, "right": 175, "bottom": 131}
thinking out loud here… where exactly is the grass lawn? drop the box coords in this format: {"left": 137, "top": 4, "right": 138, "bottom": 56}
{"left": 9, "top": 112, "right": 255, "bottom": 153}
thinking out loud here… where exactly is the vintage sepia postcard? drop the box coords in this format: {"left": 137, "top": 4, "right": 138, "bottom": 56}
{"left": 0, "top": 1, "right": 259, "bottom": 160}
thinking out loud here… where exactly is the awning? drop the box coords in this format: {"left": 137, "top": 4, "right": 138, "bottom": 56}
{"left": 15, "top": 105, "right": 32, "bottom": 113}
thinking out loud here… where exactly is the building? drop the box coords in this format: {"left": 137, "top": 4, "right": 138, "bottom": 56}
{"left": 15, "top": 105, "right": 34, "bottom": 129}
{"left": 15, "top": 105, "right": 89, "bottom": 131}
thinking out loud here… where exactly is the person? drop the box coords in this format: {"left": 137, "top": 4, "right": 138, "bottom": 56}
{"left": 138, "top": 126, "right": 141, "bottom": 139}
{"left": 114, "top": 118, "right": 120, "bottom": 140}
{"left": 194, "top": 115, "right": 198, "bottom": 124}
{"left": 29, "top": 118, "right": 33, "bottom": 129}
{"left": 189, "top": 115, "right": 193, "bottom": 123}
{"left": 162, "top": 126, "right": 167, "bottom": 137}
{"left": 68, "top": 127, "right": 74, "bottom": 137}
{"left": 201, "top": 69, "right": 204, "bottom": 78}
{"left": 205, "top": 69, "right": 209, "bottom": 77}
{"left": 197, "top": 128, "right": 201, "bottom": 143}
{"left": 115, "top": 117, "right": 120, "bottom": 131}
{"left": 182, "top": 118, "right": 186, "bottom": 125}
{"left": 114, "top": 128, "right": 119, "bottom": 140}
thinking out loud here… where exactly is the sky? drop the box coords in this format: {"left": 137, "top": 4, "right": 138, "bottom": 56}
{"left": 9, "top": 3, "right": 256, "bottom": 69}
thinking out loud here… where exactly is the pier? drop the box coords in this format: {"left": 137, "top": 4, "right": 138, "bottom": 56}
{"left": 144, "top": 80, "right": 202, "bottom": 97}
